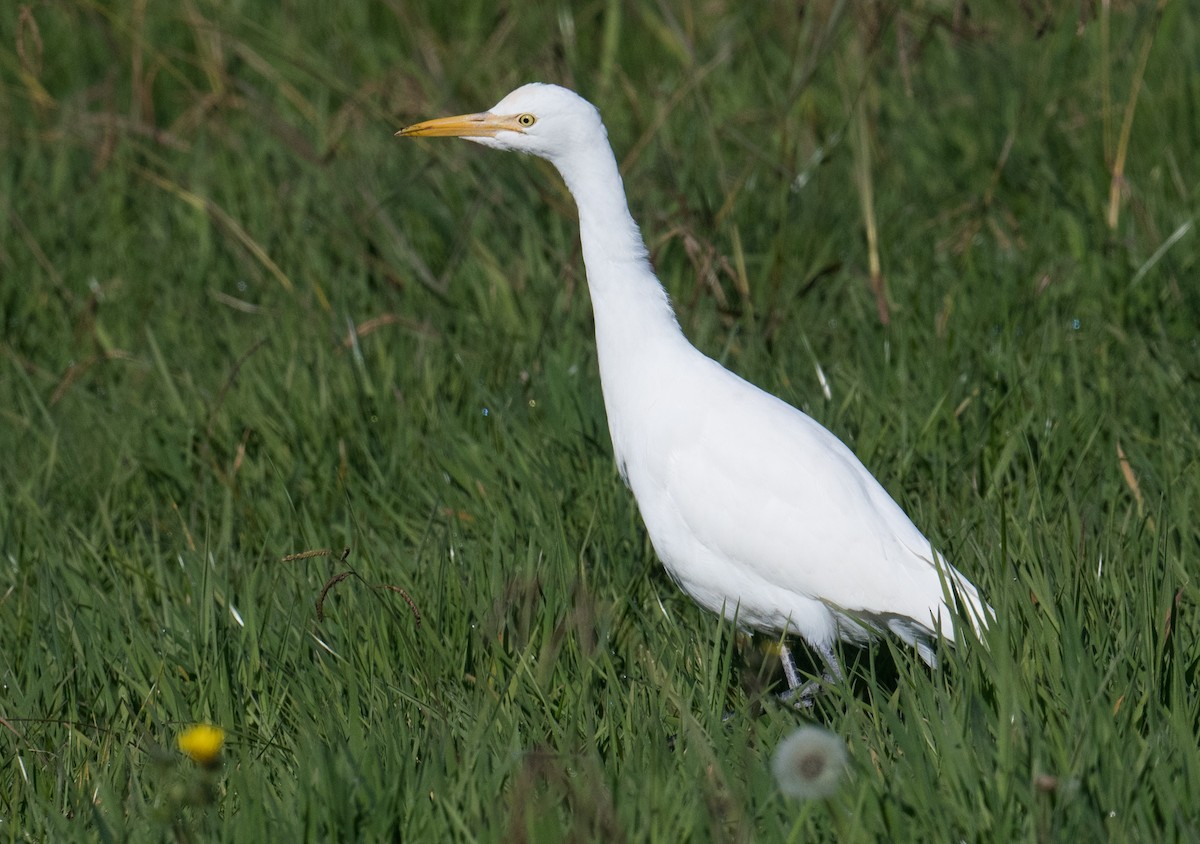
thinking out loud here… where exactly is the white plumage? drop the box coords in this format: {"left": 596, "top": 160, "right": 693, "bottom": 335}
{"left": 399, "top": 83, "right": 991, "bottom": 696}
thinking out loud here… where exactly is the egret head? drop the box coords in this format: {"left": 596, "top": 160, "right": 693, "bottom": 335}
{"left": 397, "top": 83, "right": 605, "bottom": 162}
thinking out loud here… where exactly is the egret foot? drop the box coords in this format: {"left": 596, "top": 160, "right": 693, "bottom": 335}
{"left": 778, "top": 643, "right": 843, "bottom": 709}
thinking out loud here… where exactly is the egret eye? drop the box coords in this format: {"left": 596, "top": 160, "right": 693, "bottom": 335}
{"left": 517, "top": 113, "right": 537, "bottom": 128}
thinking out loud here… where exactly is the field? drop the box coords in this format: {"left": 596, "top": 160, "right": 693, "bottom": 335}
{"left": 2, "top": 1, "right": 1198, "bottom": 840}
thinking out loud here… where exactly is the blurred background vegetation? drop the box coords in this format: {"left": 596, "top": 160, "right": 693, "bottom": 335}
{"left": 1, "top": 0, "right": 1197, "bottom": 840}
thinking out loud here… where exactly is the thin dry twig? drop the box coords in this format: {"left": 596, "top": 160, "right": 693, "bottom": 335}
{"left": 135, "top": 166, "right": 295, "bottom": 292}
{"left": 16, "top": 6, "right": 44, "bottom": 79}
{"left": 49, "top": 349, "right": 136, "bottom": 405}
{"left": 855, "top": 93, "right": 889, "bottom": 326}
{"left": 1105, "top": 0, "right": 1169, "bottom": 230}
{"left": 341, "top": 313, "right": 439, "bottom": 349}
{"left": 1115, "top": 441, "right": 1144, "bottom": 514}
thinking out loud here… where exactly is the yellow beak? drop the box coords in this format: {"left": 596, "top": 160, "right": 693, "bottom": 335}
{"left": 396, "top": 112, "right": 525, "bottom": 139}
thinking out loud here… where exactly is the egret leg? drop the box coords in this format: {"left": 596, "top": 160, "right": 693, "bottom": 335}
{"left": 778, "top": 642, "right": 844, "bottom": 708}
{"left": 814, "top": 641, "right": 845, "bottom": 684}
{"left": 780, "top": 645, "right": 804, "bottom": 689}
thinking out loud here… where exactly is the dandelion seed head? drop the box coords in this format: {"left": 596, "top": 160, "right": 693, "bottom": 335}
{"left": 771, "top": 726, "right": 848, "bottom": 800}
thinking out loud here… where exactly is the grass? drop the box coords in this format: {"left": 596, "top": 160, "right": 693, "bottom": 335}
{"left": 2, "top": 0, "right": 1198, "bottom": 840}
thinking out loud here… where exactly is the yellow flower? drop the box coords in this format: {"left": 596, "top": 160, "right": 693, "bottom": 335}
{"left": 771, "top": 726, "right": 848, "bottom": 799}
{"left": 177, "top": 724, "right": 225, "bottom": 767}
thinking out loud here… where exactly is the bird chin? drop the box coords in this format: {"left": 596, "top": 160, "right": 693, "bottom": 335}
{"left": 464, "top": 135, "right": 506, "bottom": 149}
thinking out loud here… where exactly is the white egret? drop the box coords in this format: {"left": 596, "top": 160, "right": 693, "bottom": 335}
{"left": 398, "top": 83, "right": 991, "bottom": 698}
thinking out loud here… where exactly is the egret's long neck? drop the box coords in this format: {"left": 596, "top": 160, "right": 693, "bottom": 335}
{"left": 551, "top": 135, "right": 686, "bottom": 474}
{"left": 554, "top": 139, "right": 679, "bottom": 335}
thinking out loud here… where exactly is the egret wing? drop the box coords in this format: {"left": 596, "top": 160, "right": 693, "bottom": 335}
{"left": 643, "top": 357, "right": 964, "bottom": 632}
